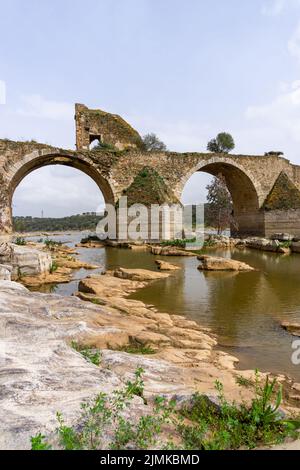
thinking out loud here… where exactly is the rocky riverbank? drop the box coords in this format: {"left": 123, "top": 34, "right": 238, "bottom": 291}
{"left": 2, "top": 236, "right": 300, "bottom": 449}
{"left": 1, "top": 260, "right": 300, "bottom": 449}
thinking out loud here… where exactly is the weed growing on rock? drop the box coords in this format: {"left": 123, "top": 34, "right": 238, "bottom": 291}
{"left": 71, "top": 341, "right": 102, "bottom": 366}
{"left": 31, "top": 370, "right": 300, "bottom": 450}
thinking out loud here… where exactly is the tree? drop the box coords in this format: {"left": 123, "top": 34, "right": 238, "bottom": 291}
{"left": 206, "top": 174, "right": 233, "bottom": 235}
{"left": 142, "top": 133, "right": 167, "bottom": 152}
{"left": 207, "top": 132, "right": 235, "bottom": 154}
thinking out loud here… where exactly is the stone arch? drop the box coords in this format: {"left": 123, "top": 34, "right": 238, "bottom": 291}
{"left": 3, "top": 150, "right": 117, "bottom": 233}
{"left": 178, "top": 157, "right": 264, "bottom": 236}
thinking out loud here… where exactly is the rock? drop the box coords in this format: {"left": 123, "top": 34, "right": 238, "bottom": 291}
{"left": 21, "top": 267, "right": 73, "bottom": 287}
{"left": 151, "top": 246, "right": 195, "bottom": 257}
{"left": 291, "top": 242, "right": 300, "bottom": 254}
{"left": 129, "top": 245, "right": 151, "bottom": 252}
{"left": 0, "top": 264, "right": 12, "bottom": 281}
{"left": 114, "top": 267, "right": 169, "bottom": 282}
{"left": 76, "top": 241, "right": 104, "bottom": 248}
{"left": 0, "top": 244, "right": 52, "bottom": 278}
{"left": 0, "top": 273, "right": 258, "bottom": 449}
{"left": 271, "top": 233, "right": 294, "bottom": 242}
{"left": 0, "top": 280, "right": 28, "bottom": 291}
{"left": 197, "top": 255, "right": 255, "bottom": 272}
{"left": 155, "top": 260, "right": 180, "bottom": 271}
{"left": 281, "top": 322, "right": 300, "bottom": 336}
{"left": 56, "top": 257, "right": 99, "bottom": 270}
{"left": 0, "top": 242, "right": 12, "bottom": 258}
{"left": 204, "top": 235, "right": 237, "bottom": 248}
{"left": 245, "top": 238, "right": 280, "bottom": 252}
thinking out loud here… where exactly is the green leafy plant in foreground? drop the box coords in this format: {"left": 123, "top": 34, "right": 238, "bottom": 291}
{"left": 31, "top": 433, "right": 52, "bottom": 450}
{"left": 71, "top": 341, "right": 102, "bottom": 366}
{"left": 31, "top": 370, "right": 300, "bottom": 450}
{"left": 49, "top": 261, "right": 58, "bottom": 274}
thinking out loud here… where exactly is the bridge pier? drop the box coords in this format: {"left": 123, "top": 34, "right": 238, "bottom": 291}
{"left": 232, "top": 210, "right": 265, "bottom": 238}
{"left": 0, "top": 194, "right": 12, "bottom": 235}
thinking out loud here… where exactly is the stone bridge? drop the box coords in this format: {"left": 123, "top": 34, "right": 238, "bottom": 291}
{"left": 1, "top": 103, "right": 300, "bottom": 238}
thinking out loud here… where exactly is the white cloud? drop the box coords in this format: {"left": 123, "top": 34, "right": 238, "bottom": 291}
{"left": 17, "top": 94, "right": 73, "bottom": 120}
{"left": 13, "top": 166, "right": 105, "bottom": 217}
{"left": 244, "top": 80, "right": 300, "bottom": 160}
{"left": 262, "top": 0, "right": 300, "bottom": 16}
{"left": 261, "top": 0, "right": 286, "bottom": 16}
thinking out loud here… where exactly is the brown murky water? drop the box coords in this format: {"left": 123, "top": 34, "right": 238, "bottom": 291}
{"left": 28, "top": 232, "right": 300, "bottom": 381}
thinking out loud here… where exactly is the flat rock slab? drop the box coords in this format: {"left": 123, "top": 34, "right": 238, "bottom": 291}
{"left": 155, "top": 260, "right": 180, "bottom": 271}
{"left": 151, "top": 246, "right": 196, "bottom": 257}
{"left": 281, "top": 322, "right": 300, "bottom": 336}
{"left": 114, "top": 267, "right": 169, "bottom": 281}
{"left": 197, "top": 255, "right": 255, "bottom": 272}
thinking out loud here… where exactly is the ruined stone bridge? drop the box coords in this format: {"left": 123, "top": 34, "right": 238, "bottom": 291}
{"left": 1, "top": 103, "right": 300, "bottom": 237}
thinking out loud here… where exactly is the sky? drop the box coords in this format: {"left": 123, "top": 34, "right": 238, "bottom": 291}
{"left": 1, "top": 0, "right": 300, "bottom": 216}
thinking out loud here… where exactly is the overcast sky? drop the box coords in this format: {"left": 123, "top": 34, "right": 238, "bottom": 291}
{"left": 1, "top": 0, "right": 300, "bottom": 216}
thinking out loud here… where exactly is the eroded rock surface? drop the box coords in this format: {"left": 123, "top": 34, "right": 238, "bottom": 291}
{"left": 197, "top": 255, "right": 255, "bottom": 272}
{"left": 114, "top": 267, "right": 169, "bottom": 281}
{"left": 155, "top": 260, "right": 180, "bottom": 271}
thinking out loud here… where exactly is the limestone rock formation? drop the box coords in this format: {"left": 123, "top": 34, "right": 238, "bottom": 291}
{"left": 0, "top": 243, "right": 52, "bottom": 278}
{"left": 114, "top": 267, "right": 169, "bottom": 282}
{"left": 291, "top": 242, "right": 300, "bottom": 254}
{"left": 197, "top": 255, "right": 255, "bottom": 272}
{"left": 0, "top": 277, "right": 256, "bottom": 449}
{"left": 281, "top": 322, "right": 300, "bottom": 337}
{"left": 155, "top": 260, "right": 180, "bottom": 271}
{"left": 0, "top": 264, "right": 11, "bottom": 280}
{"left": 151, "top": 246, "right": 196, "bottom": 257}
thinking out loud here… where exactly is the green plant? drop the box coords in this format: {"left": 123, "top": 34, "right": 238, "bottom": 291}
{"left": 44, "top": 239, "right": 63, "bottom": 249}
{"left": 142, "top": 133, "right": 167, "bottom": 152}
{"left": 49, "top": 261, "right": 58, "bottom": 274}
{"left": 179, "top": 373, "right": 300, "bottom": 450}
{"left": 278, "top": 241, "right": 292, "bottom": 249}
{"left": 30, "top": 433, "right": 52, "bottom": 450}
{"left": 30, "top": 371, "right": 300, "bottom": 451}
{"left": 117, "top": 344, "right": 156, "bottom": 355}
{"left": 207, "top": 132, "right": 235, "bottom": 154}
{"left": 71, "top": 341, "right": 102, "bottom": 366}
{"left": 14, "top": 237, "right": 27, "bottom": 246}
{"left": 160, "top": 238, "right": 196, "bottom": 249}
{"left": 235, "top": 375, "right": 254, "bottom": 389}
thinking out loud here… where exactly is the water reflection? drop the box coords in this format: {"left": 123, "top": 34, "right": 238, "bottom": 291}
{"left": 27, "top": 233, "right": 300, "bottom": 380}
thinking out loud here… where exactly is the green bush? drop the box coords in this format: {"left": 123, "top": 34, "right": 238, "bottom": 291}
{"left": 14, "top": 237, "right": 27, "bottom": 246}
{"left": 160, "top": 238, "right": 196, "bottom": 249}
{"left": 30, "top": 370, "right": 300, "bottom": 451}
{"left": 71, "top": 341, "right": 102, "bottom": 366}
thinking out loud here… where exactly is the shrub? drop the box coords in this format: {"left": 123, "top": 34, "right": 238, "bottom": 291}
{"left": 14, "top": 237, "right": 27, "bottom": 246}
{"left": 31, "top": 370, "right": 300, "bottom": 451}
{"left": 71, "top": 341, "right": 102, "bottom": 366}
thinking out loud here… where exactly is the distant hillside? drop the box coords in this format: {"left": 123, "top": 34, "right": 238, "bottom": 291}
{"left": 13, "top": 214, "right": 103, "bottom": 232}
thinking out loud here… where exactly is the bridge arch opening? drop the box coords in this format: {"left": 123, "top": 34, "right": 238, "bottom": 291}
{"left": 5, "top": 152, "right": 116, "bottom": 233}
{"left": 181, "top": 160, "right": 264, "bottom": 237}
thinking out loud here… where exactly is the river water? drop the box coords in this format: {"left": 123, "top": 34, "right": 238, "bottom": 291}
{"left": 27, "top": 232, "right": 300, "bottom": 381}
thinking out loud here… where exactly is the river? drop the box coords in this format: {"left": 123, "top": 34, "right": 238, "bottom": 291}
{"left": 27, "top": 231, "right": 300, "bottom": 381}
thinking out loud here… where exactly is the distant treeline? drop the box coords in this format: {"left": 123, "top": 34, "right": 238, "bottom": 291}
{"left": 13, "top": 214, "right": 102, "bottom": 232}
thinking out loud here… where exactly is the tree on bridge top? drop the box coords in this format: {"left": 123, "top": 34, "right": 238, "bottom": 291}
{"left": 207, "top": 132, "right": 235, "bottom": 154}
{"left": 142, "top": 133, "right": 167, "bottom": 152}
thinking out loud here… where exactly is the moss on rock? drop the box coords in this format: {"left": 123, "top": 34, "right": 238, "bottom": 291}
{"left": 263, "top": 172, "right": 300, "bottom": 211}
{"left": 120, "top": 167, "right": 180, "bottom": 207}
